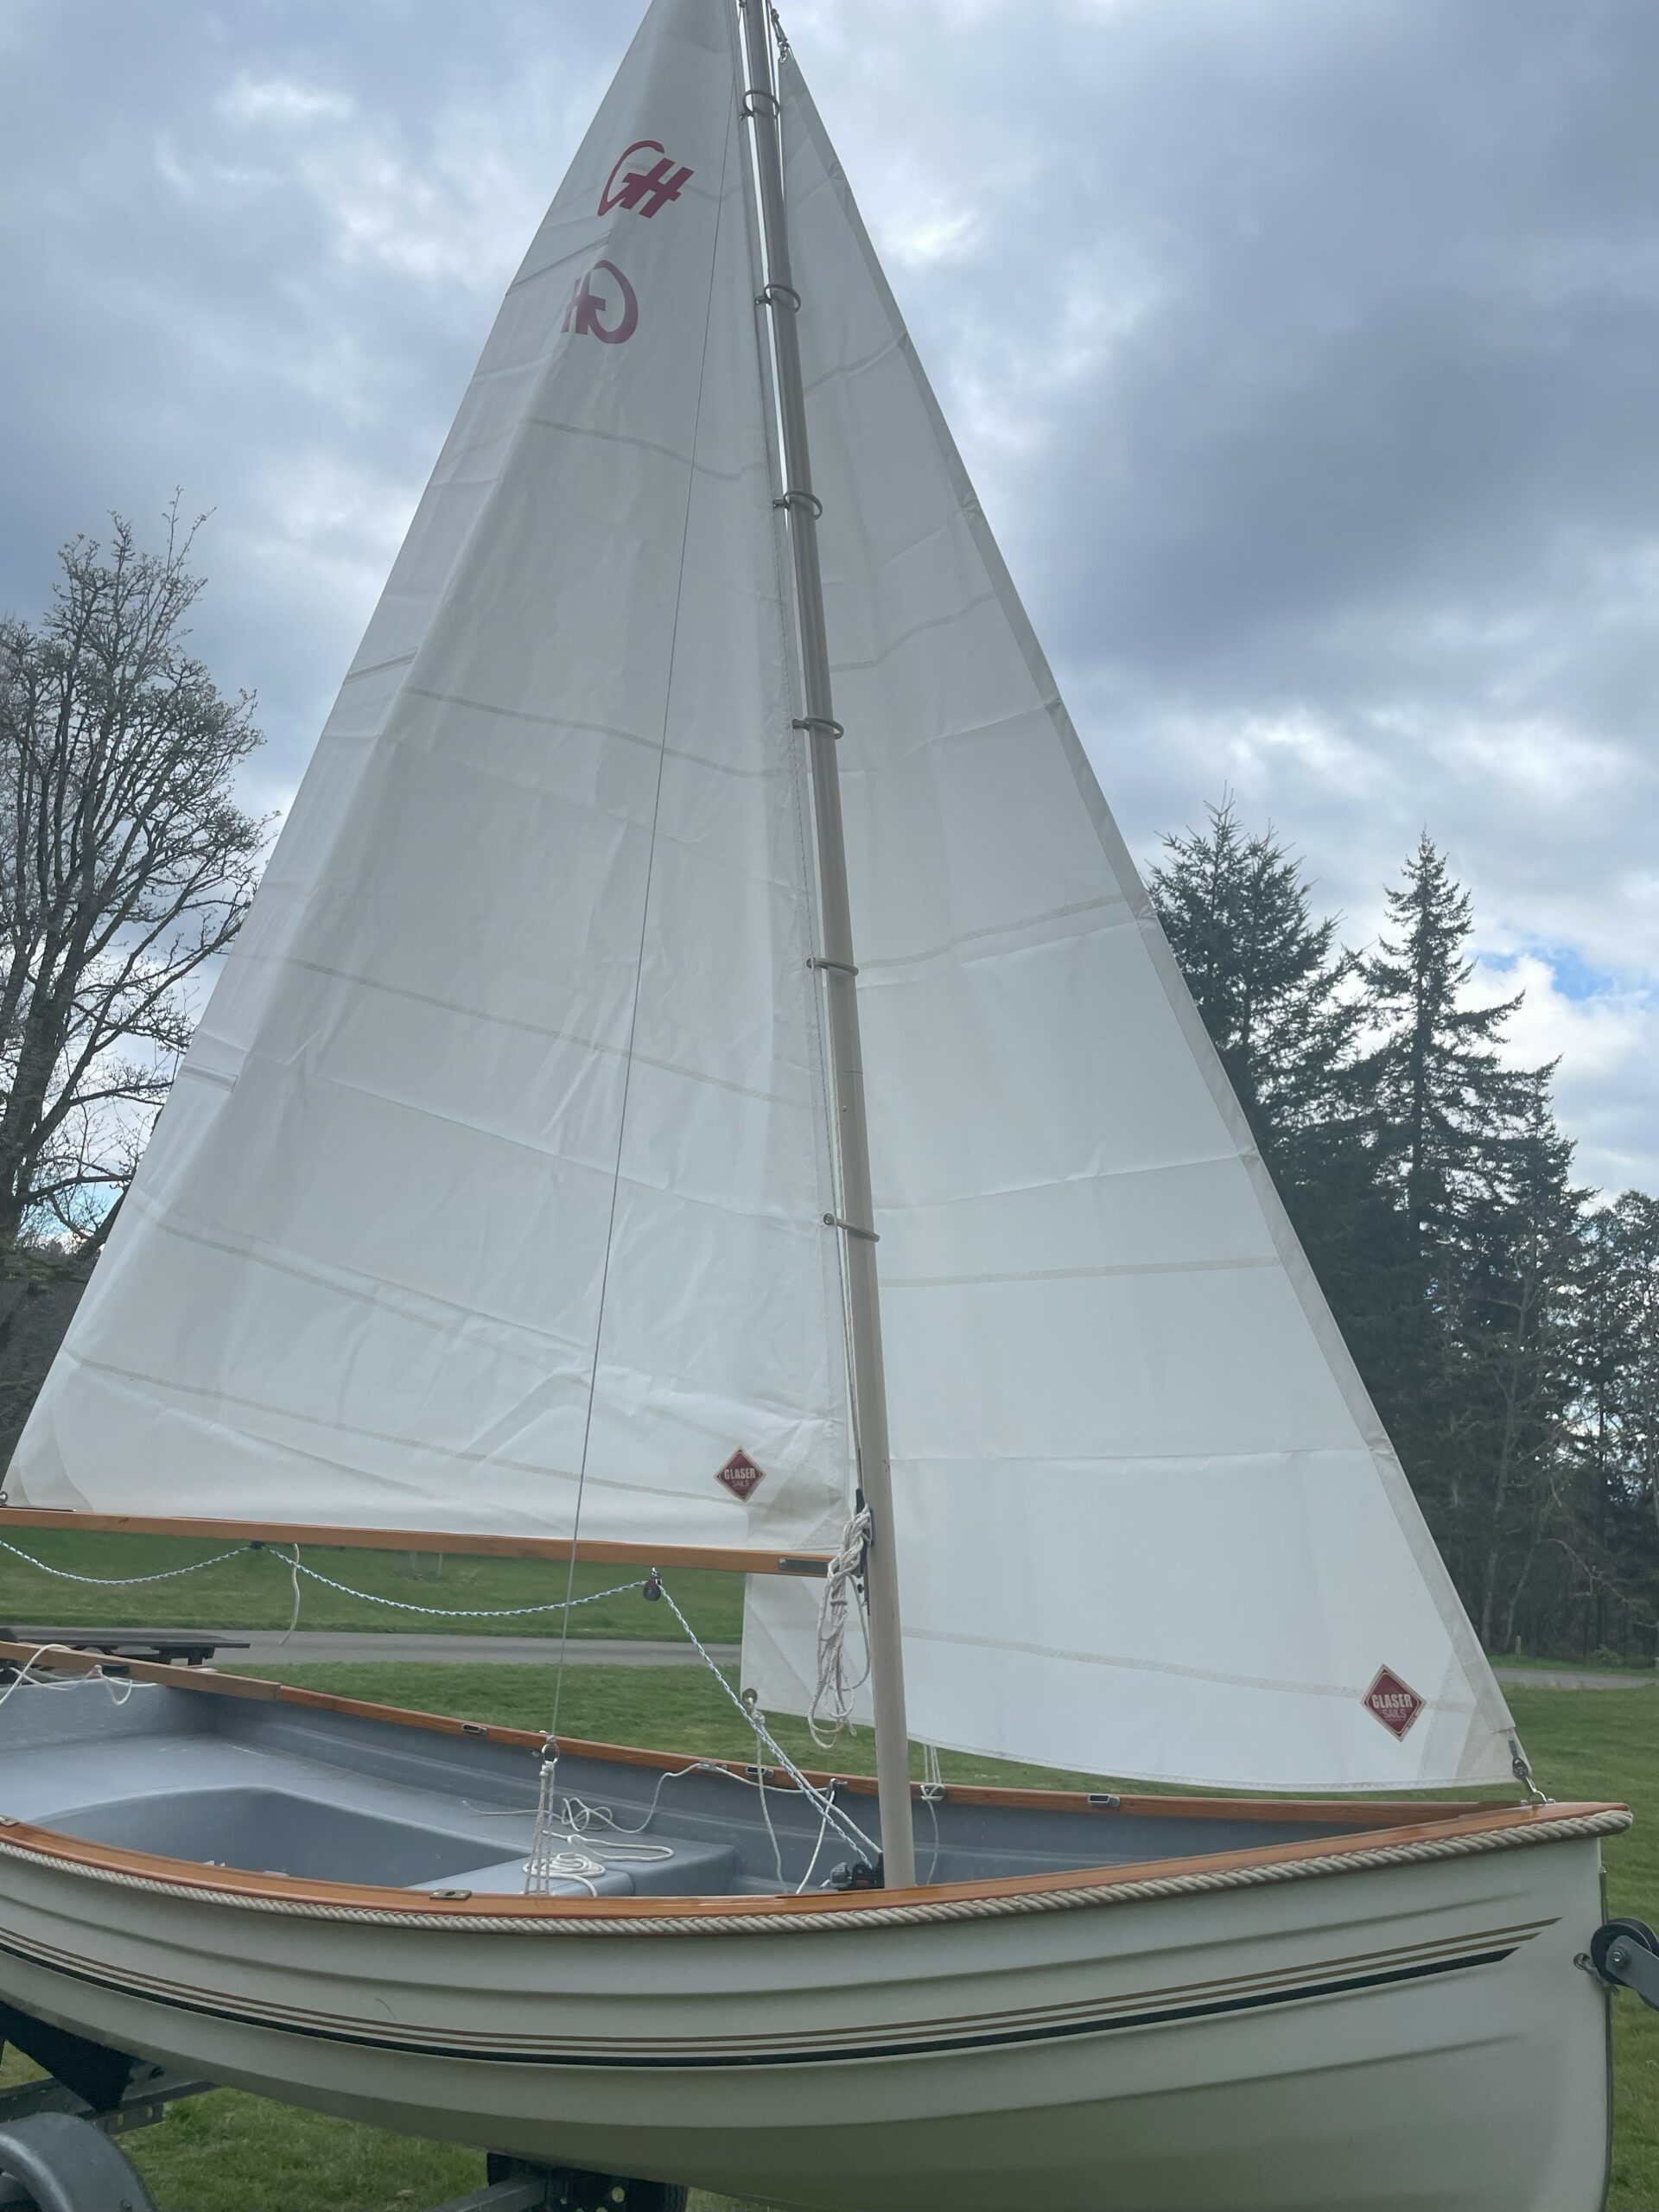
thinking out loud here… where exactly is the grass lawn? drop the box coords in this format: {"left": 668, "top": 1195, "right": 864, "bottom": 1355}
{"left": 0, "top": 1527, "right": 741, "bottom": 1642}
{"left": 1494, "top": 1649, "right": 1659, "bottom": 1677}
{"left": 7, "top": 1666, "right": 1630, "bottom": 2211}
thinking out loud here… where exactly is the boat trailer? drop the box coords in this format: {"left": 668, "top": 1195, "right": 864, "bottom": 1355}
{"left": 0, "top": 2003, "right": 687, "bottom": 2212}
{"left": 1588, "top": 1916, "right": 1659, "bottom": 2009}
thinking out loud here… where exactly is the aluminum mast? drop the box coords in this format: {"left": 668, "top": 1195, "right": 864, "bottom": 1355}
{"left": 736, "top": 0, "right": 917, "bottom": 1888}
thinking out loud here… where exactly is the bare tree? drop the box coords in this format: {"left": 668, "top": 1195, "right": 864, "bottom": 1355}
{"left": 0, "top": 505, "right": 268, "bottom": 1259}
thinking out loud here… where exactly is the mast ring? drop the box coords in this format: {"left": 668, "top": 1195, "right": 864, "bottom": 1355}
{"left": 757, "top": 282, "right": 803, "bottom": 311}
{"left": 773, "top": 490, "right": 824, "bottom": 519}
{"left": 792, "top": 715, "right": 843, "bottom": 741}
{"left": 823, "top": 1212, "right": 880, "bottom": 1243}
{"left": 741, "top": 87, "right": 782, "bottom": 119}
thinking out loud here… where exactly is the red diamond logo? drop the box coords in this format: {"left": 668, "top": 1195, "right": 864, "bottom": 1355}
{"left": 1363, "top": 1666, "right": 1426, "bottom": 1741}
{"left": 715, "top": 1448, "right": 766, "bottom": 1502}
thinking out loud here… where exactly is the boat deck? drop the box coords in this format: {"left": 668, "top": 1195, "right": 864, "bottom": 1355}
{"left": 0, "top": 1661, "right": 1389, "bottom": 1900}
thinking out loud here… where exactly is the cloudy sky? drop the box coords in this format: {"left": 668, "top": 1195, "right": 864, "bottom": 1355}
{"left": 3, "top": 0, "right": 1656, "bottom": 1191}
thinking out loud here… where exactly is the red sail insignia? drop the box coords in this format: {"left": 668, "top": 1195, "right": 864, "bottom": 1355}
{"left": 715, "top": 1449, "right": 766, "bottom": 1502}
{"left": 1363, "top": 1666, "right": 1426, "bottom": 1741}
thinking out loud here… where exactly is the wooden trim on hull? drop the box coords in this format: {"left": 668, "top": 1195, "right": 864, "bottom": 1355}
{"left": 0, "top": 1512, "right": 832, "bottom": 1578}
{"left": 0, "top": 1639, "right": 1630, "bottom": 1929}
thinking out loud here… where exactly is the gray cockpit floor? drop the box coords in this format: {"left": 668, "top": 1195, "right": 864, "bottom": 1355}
{"left": 0, "top": 1675, "right": 1373, "bottom": 1897}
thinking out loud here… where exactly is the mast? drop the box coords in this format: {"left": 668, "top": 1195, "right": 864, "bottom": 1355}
{"left": 736, "top": 0, "right": 917, "bottom": 1888}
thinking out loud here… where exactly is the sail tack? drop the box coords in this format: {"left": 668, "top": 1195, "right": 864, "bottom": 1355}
{"left": 741, "top": 61, "right": 1517, "bottom": 1791}
{"left": 10, "top": 0, "right": 852, "bottom": 1554}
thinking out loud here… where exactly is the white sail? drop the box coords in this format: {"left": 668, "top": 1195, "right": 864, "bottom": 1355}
{"left": 742, "top": 60, "right": 1518, "bottom": 1790}
{"left": 10, "top": 0, "right": 855, "bottom": 1553}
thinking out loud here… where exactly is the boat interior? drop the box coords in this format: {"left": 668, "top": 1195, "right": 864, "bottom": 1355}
{"left": 0, "top": 1649, "right": 1471, "bottom": 1900}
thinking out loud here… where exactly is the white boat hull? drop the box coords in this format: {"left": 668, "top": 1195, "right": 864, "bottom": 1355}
{"left": 0, "top": 1817, "right": 1612, "bottom": 2212}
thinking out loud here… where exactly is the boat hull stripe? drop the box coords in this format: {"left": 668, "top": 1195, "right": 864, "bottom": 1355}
{"left": 0, "top": 1930, "right": 1522, "bottom": 2069}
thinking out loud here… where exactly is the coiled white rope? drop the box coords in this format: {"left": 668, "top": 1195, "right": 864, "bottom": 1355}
{"left": 807, "top": 1507, "right": 872, "bottom": 1749}
{"left": 519, "top": 1781, "right": 682, "bottom": 1897}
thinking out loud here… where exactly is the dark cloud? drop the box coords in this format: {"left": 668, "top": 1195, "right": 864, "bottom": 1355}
{"left": 2, "top": 0, "right": 1655, "bottom": 1182}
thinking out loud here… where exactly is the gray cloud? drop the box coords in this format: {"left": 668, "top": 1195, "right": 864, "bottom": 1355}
{"left": 2, "top": 0, "right": 1656, "bottom": 1185}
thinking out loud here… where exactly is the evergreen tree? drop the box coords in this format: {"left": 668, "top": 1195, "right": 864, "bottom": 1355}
{"left": 1149, "top": 798, "right": 1364, "bottom": 1183}
{"left": 1152, "top": 807, "right": 1623, "bottom": 1658}
{"left": 1360, "top": 835, "right": 1547, "bottom": 1286}
{"left": 1452, "top": 1093, "right": 1581, "bottom": 1647}
{"left": 1148, "top": 798, "right": 1392, "bottom": 1391}
{"left": 1357, "top": 835, "right": 1578, "bottom": 1628}
{"left": 1567, "top": 1193, "right": 1659, "bottom": 1654}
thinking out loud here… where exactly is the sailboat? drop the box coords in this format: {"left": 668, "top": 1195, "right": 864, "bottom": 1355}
{"left": 0, "top": 3, "right": 1630, "bottom": 2207}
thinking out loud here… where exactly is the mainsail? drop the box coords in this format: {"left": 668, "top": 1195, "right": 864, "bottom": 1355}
{"left": 741, "top": 57, "right": 1518, "bottom": 1791}
{"left": 10, "top": 0, "right": 1518, "bottom": 1794}
{"left": 10, "top": 0, "right": 853, "bottom": 1555}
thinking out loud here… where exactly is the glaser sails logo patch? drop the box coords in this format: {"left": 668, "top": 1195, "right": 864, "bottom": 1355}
{"left": 715, "top": 1449, "right": 766, "bottom": 1502}
{"left": 600, "top": 140, "right": 693, "bottom": 219}
{"left": 1362, "top": 1666, "right": 1427, "bottom": 1740}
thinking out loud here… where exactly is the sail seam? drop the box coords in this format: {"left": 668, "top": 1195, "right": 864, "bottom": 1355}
{"left": 829, "top": 587, "right": 1001, "bottom": 673}
{"left": 904, "top": 1624, "right": 1483, "bottom": 1712}
{"left": 399, "top": 683, "right": 779, "bottom": 782}
{"left": 507, "top": 180, "right": 728, "bottom": 297}
{"left": 883, "top": 1255, "right": 1283, "bottom": 1289}
{"left": 801, "top": 333, "right": 901, "bottom": 397}
{"left": 105, "top": 1185, "right": 832, "bottom": 1390}
{"left": 854, "top": 892, "right": 1131, "bottom": 974}
{"left": 53, "top": 1343, "right": 837, "bottom": 1510}
{"left": 339, "top": 653, "right": 416, "bottom": 683}
{"left": 522, "top": 412, "right": 766, "bottom": 482}
{"left": 231, "top": 948, "right": 812, "bottom": 1108}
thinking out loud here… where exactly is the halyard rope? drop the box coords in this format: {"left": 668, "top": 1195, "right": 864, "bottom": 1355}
{"left": 806, "top": 1505, "right": 871, "bottom": 1748}
{"left": 0, "top": 1807, "right": 1627, "bottom": 1936}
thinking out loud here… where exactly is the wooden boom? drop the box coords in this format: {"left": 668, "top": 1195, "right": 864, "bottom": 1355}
{"left": 0, "top": 1510, "right": 831, "bottom": 1578}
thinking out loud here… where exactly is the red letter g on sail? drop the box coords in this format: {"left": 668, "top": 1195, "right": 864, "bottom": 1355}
{"left": 563, "top": 261, "right": 639, "bottom": 346}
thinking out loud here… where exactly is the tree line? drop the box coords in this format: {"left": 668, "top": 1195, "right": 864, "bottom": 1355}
{"left": 1152, "top": 801, "right": 1659, "bottom": 1662}
{"left": 1, "top": 517, "right": 1654, "bottom": 1659}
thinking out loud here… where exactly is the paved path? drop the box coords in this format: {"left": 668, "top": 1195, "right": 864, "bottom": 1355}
{"left": 10, "top": 1627, "right": 741, "bottom": 1669}
{"left": 1493, "top": 1664, "right": 1655, "bottom": 1690}
{"left": 13, "top": 1628, "right": 1650, "bottom": 1686}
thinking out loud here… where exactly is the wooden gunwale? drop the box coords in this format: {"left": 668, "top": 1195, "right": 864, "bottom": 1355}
{"left": 0, "top": 1640, "right": 1623, "bottom": 1924}
{"left": 0, "top": 1512, "right": 830, "bottom": 1577}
